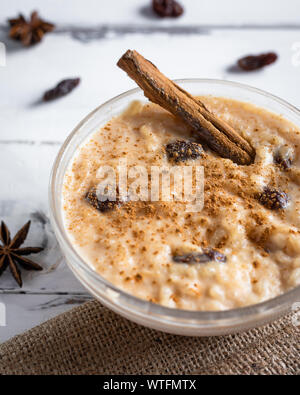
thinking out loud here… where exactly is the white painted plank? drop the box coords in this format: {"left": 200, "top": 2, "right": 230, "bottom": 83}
{"left": 0, "top": 29, "right": 299, "bottom": 142}
{"left": 1, "top": 0, "right": 300, "bottom": 27}
{"left": 0, "top": 142, "right": 87, "bottom": 292}
{"left": 0, "top": 293, "right": 92, "bottom": 342}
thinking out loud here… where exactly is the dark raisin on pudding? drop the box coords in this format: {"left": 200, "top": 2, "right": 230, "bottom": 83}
{"left": 173, "top": 249, "right": 227, "bottom": 264}
{"left": 274, "top": 146, "right": 294, "bottom": 170}
{"left": 166, "top": 140, "right": 203, "bottom": 163}
{"left": 85, "top": 187, "right": 123, "bottom": 213}
{"left": 257, "top": 187, "right": 288, "bottom": 210}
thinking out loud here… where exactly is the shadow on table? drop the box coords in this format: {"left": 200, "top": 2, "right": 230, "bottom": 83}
{"left": 0, "top": 28, "right": 28, "bottom": 54}
{"left": 139, "top": 5, "right": 159, "bottom": 21}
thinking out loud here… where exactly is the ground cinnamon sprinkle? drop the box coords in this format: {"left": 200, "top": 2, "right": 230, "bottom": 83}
{"left": 63, "top": 97, "right": 300, "bottom": 311}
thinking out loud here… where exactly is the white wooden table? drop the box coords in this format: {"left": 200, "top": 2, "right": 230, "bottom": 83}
{"left": 0, "top": 0, "right": 299, "bottom": 342}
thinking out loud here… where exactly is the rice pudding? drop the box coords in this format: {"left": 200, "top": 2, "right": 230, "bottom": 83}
{"left": 62, "top": 97, "right": 300, "bottom": 311}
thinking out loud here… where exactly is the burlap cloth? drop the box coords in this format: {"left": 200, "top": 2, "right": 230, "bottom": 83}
{"left": 0, "top": 300, "right": 299, "bottom": 375}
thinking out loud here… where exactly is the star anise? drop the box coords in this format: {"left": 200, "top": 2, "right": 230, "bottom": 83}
{"left": 0, "top": 221, "right": 44, "bottom": 287}
{"left": 8, "top": 11, "right": 55, "bottom": 46}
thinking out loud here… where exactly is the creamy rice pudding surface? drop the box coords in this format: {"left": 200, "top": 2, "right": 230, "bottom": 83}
{"left": 63, "top": 97, "right": 300, "bottom": 311}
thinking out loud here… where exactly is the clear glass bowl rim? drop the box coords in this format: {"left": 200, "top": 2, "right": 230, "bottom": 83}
{"left": 49, "top": 78, "right": 300, "bottom": 322}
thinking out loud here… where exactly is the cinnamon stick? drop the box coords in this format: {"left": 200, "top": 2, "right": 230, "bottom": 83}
{"left": 117, "top": 50, "right": 255, "bottom": 165}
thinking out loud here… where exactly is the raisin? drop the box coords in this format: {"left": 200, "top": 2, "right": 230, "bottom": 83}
{"left": 85, "top": 187, "right": 123, "bottom": 213}
{"left": 274, "top": 146, "right": 294, "bottom": 170}
{"left": 257, "top": 187, "right": 288, "bottom": 210}
{"left": 173, "top": 249, "right": 227, "bottom": 264}
{"left": 166, "top": 140, "right": 203, "bottom": 163}
{"left": 152, "top": 0, "right": 184, "bottom": 18}
{"left": 238, "top": 52, "right": 278, "bottom": 71}
{"left": 43, "top": 78, "right": 80, "bottom": 101}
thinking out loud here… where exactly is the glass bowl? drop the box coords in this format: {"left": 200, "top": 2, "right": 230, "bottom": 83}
{"left": 49, "top": 79, "right": 300, "bottom": 336}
